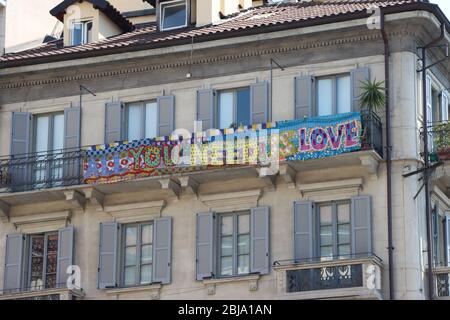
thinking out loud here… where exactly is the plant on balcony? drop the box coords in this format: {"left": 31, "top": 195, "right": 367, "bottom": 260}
{"left": 434, "top": 121, "right": 450, "bottom": 161}
{"left": 358, "top": 79, "right": 386, "bottom": 113}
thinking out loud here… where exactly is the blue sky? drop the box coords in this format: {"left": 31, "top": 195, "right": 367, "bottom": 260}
{"left": 432, "top": 0, "right": 450, "bottom": 17}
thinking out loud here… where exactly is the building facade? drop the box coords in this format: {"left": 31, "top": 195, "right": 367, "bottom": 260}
{"left": 0, "top": 0, "right": 449, "bottom": 300}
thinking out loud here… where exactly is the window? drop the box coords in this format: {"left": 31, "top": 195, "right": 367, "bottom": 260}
{"left": 218, "top": 87, "right": 251, "bottom": 129}
{"left": 218, "top": 211, "right": 251, "bottom": 277}
{"left": 125, "top": 101, "right": 158, "bottom": 141}
{"left": 316, "top": 74, "right": 351, "bottom": 116}
{"left": 27, "top": 232, "right": 59, "bottom": 290}
{"left": 318, "top": 201, "right": 351, "bottom": 261}
{"left": 71, "top": 20, "right": 93, "bottom": 46}
{"left": 122, "top": 222, "right": 153, "bottom": 287}
{"left": 160, "top": 0, "right": 188, "bottom": 31}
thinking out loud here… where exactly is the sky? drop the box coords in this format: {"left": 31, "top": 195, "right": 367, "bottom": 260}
{"left": 432, "top": 0, "right": 450, "bottom": 18}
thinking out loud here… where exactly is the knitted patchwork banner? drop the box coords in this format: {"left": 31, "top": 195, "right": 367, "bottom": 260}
{"left": 83, "top": 112, "right": 362, "bottom": 185}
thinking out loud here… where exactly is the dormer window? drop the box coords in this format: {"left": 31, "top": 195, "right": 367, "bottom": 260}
{"left": 71, "top": 20, "right": 93, "bottom": 46}
{"left": 159, "top": 0, "right": 188, "bottom": 31}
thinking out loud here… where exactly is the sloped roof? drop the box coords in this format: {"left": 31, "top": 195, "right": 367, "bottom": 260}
{"left": 1, "top": 0, "right": 446, "bottom": 68}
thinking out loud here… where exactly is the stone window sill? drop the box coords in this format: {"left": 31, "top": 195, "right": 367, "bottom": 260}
{"left": 104, "top": 284, "right": 162, "bottom": 300}
{"left": 202, "top": 274, "right": 260, "bottom": 295}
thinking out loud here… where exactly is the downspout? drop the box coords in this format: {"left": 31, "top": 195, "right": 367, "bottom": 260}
{"left": 380, "top": 10, "right": 394, "bottom": 300}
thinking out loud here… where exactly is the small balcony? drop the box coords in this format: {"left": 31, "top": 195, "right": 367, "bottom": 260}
{"left": 273, "top": 254, "right": 383, "bottom": 300}
{"left": 426, "top": 121, "right": 450, "bottom": 163}
{"left": 0, "top": 284, "right": 85, "bottom": 300}
{"left": 433, "top": 267, "right": 450, "bottom": 299}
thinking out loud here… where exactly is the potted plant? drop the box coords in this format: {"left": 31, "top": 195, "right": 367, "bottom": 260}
{"left": 359, "top": 79, "right": 386, "bottom": 113}
{"left": 434, "top": 122, "right": 450, "bottom": 161}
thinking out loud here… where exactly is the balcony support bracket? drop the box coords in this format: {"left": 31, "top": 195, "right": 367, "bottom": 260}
{"left": 359, "top": 154, "right": 380, "bottom": 180}
{"left": 178, "top": 176, "right": 199, "bottom": 197}
{"left": 0, "top": 199, "right": 10, "bottom": 222}
{"left": 279, "top": 164, "right": 297, "bottom": 188}
{"left": 84, "top": 187, "right": 105, "bottom": 211}
{"left": 64, "top": 190, "right": 86, "bottom": 210}
{"left": 159, "top": 178, "right": 181, "bottom": 199}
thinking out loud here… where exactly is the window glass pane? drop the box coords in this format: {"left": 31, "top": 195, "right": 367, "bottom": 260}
{"left": 140, "top": 265, "right": 152, "bottom": 284}
{"left": 219, "top": 92, "right": 234, "bottom": 129}
{"left": 221, "top": 236, "right": 233, "bottom": 256}
{"left": 71, "top": 23, "right": 83, "bottom": 45}
{"left": 124, "top": 266, "right": 136, "bottom": 286}
{"left": 125, "top": 246, "right": 137, "bottom": 266}
{"left": 338, "top": 244, "right": 351, "bottom": 258}
{"left": 35, "top": 116, "right": 49, "bottom": 152}
{"left": 337, "top": 75, "right": 351, "bottom": 114}
{"left": 52, "top": 114, "right": 64, "bottom": 151}
{"left": 317, "top": 78, "right": 333, "bottom": 116}
{"left": 320, "top": 246, "right": 333, "bottom": 260}
{"left": 145, "top": 102, "right": 158, "bottom": 139}
{"left": 141, "top": 245, "right": 153, "bottom": 264}
{"left": 238, "top": 255, "right": 250, "bottom": 275}
{"left": 30, "top": 236, "right": 44, "bottom": 288}
{"left": 320, "top": 205, "right": 332, "bottom": 225}
{"left": 238, "top": 214, "right": 250, "bottom": 234}
{"left": 238, "top": 235, "right": 250, "bottom": 255}
{"left": 221, "top": 216, "right": 233, "bottom": 235}
{"left": 220, "top": 256, "right": 233, "bottom": 276}
{"left": 338, "top": 224, "right": 350, "bottom": 244}
{"left": 126, "top": 226, "right": 137, "bottom": 246}
{"left": 141, "top": 224, "right": 153, "bottom": 244}
{"left": 236, "top": 88, "right": 250, "bottom": 126}
{"left": 320, "top": 225, "right": 333, "bottom": 246}
{"left": 337, "top": 203, "right": 350, "bottom": 223}
{"left": 162, "top": 3, "right": 186, "bottom": 30}
{"left": 127, "top": 104, "right": 142, "bottom": 141}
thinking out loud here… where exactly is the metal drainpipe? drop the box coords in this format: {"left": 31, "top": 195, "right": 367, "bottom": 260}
{"left": 421, "top": 23, "right": 446, "bottom": 301}
{"left": 380, "top": 10, "right": 394, "bottom": 300}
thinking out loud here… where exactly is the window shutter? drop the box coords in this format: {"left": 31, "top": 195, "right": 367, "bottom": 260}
{"left": 294, "top": 76, "right": 314, "bottom": 118}
{"left": 250, "top": 81, "right": 269, "bottom": 124}
{"left": 57, "top": 226, "right": 74, "bottom": 288}
{"left": 157, "top": 95, "right": 175, "bottom": 137}
{"left": 196, "top": 212, "right": 215, "bottom": 280}
{"left": 250, "top": 206, "right": 270, "bottom": 275}
{"left": 441, "top": 91, "right": 449, "bottom": 122}
{"left": 197, "top": 89, "right": 216, "bottom": 131}
{"left": 3, "top": 233, "right": 24, "bottom": 293}
{"left": 351, "top": 67, "right": 370, "bottom": 112}
{"left": 153, "top": 217, "right": 172, "bottom": 284}
{"left": 294, "top": 201, "right": 314, "bottom": 262}
{"left": 351, "top": 196, "right": 372, "bottom": 257}
{"left": 64, "top": 106, "right": 81, "bottom": 150}
{"left": 98, "top": 222, "right": 119, "bottom": 289}
{"left": 446, "top": 216, "right": 450, "bottom": 267}
{"left": 11, "top": 112, "right": 31, "bottom": 156}
{"left": 105, "top": 102, "right": 123, "bottom": 144}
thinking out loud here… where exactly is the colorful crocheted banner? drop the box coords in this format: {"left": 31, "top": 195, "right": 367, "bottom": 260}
{"left": 83, "top": 113, "right": 362, "bottom": 184}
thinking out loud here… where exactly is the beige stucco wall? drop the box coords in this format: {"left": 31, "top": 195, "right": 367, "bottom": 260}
{"left": 108, "top": 0, "right": 153, "bottom": 13}
{"left": 98, "top": 11, "right": 122, "bottom": 41}
{"left": 0, "top": 5, "right": 5, "bottom": 54}
{"left": 63, "top": 2, "right": 99, "bottom": 47}
{"left": 196, "top": 0, "right": 221, "bottom": 26}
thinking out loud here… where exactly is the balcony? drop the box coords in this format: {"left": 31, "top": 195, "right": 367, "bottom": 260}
{"left": 273, "top": 254, "right": 383, "bottom": 300}
{"left": 433, "top": 267, "right": 450, "bottom": 299}
{"left": 427, "top": 121, "right": 450, "bottom": 163}
{"left": 0, "top": 284, "right": 85, "bottom": 300}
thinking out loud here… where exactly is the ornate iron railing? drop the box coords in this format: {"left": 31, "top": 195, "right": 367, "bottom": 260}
{"left": 425, "top": 121, "right": 450, "bottom": 162}
{"left": 434, "top": 267, "right": 450, "bottom": 298}
{"left": 360, "top": 110, "right": 383, "bottom": 157}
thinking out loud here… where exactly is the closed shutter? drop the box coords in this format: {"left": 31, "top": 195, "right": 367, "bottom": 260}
{"left": 250, "top": 206, "right": 270, "bottom": 275}
{"left": 351, "top": 196, "right": 372, "bottom": 257}
{"left": 10, "top": 113, "right": 31, "bottom": 191}
{"left": 294, "top": 76, "right": 314, "bottom": 118}
{"left": 446, "top": 216, "right": 450, "bottom": 267}
{"left": 3, "top": 233, "right": 24, "bottom": 293}
{"left": 56, "top": 226, "right": 74, "bottom": 288}
{"left": 351, "top": 67, "right": 370, "bottom": 112}
{"left": 153, "top": 217, "right": 172, "bottom": 284}
{"left": 98, "top": 222, "right": 119, "bottom": 289}
{"left": 441, "top": 91, "right": 449, "bottom": 121}
{"left": 294, "top": 201, "right": 314, "bottom": 262}
{"left": 105, "top": 102, "right": 123, "bottom": 144}
{"left": 157, "top": 95, "right": 175, "bottom": 137}
{"left": 197, "top": 89, "right": 216, "bottom": 131}
{"left": 250, "top": 82, "right": 269, "bottom": 124}
{"left": 196, "top": 212, "right": 215, "bottom": 280}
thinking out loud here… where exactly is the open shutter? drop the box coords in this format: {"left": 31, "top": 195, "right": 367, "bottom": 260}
{"left": 98, "top": 222, "right": 119, "bottom": 289}
{"left": 153, "top": 217, "right": 172, "bottom": 284}
{"left": 294, "top": 201, "right": 314, "bottom": 262}
{"left": 63, "top": 106, "right": 81, "bottom": 185}
{"left": 250, "top": 82, "right": 269, "bottom": 124}
{"left": 105, "top": 102, "right": 123, "bottom": 144}
{"left": 197, "top": 89, "right": 215, "bottom": 131}
{"left": 157, "top": 95, "right": 175, "bottom": 137}
{"left": 441, "top": 91, "right": 449, "bottom": 122}
{"left": 250, "top": 206, "right": 270, "bottom": 275}
{"left": 4, "top": 233, "right": 24, "bottom": 293}
{"left": 446, "top": 216, "right": 450, "bottom": 267}
{"left": 351, "top": 67, "right": 370, "bottom": 112}
{"left": 196, "top": 212, "right": 215, "bottom": 280}
{"left": 57, "top": 226, "right": 74, "bottom": 288}
{"left": 351, "top": 196, "right": 372, "bottom": 257}
{"left": 294, "top": 76, "right": 314, "bottom": 118}
{"left": 11, "top": 112, "right": 31, "bottom": 191}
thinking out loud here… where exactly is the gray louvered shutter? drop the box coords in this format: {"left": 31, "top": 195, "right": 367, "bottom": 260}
{"left": 351, "top": 196, "right": 372, "bottom": 257}
{"left": 63, "top": 107, "right": 81, "bottom": 185}
{"left": 11, "top": 113, "right": 31, "bottom": 191}
{"left": 250, "top": 82, "right": 269, "bottom": 124}
{"left": 98, "top": 222, "right": 119, "bottom": 289}
{"left": 4, "top": 233, "right": 24, "bottom": 293}
{"left": 197, "top": 89, "right": 216, "bottom": 131}
{"left": 105, "top": 102, "right": 123, "bottom": 144}
{"left": 153, "top": 217, "right": 172, "bottom": 284}
{"left": 441, "top": 91, "right": 448, "bottom": 122}
{"left": 196, "top": 212, "right": 215, "bottom": 280}
{"left": 57, "top": 226, "right": 74, "bottom": 288}
{"left": 351, "top": 67, "right": 370, "bottom": 112}
{"left": 446, "top": 216, "right": 450, "bottom": 267}
{"left": 294, "top": 201, "right": 314, "bottom": 262}
{"left": 157, "top": 95, "right": 175, "bottom": 137}
{"left": 250, "top": 206, "right": 270, "bottom": 275}
{"left": 295, "top": 76, "right": 314, "bottom": 118}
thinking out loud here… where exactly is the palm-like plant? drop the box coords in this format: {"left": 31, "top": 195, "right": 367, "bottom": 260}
{"left": 359, "top": 79, "right": 386, "bottom": 113}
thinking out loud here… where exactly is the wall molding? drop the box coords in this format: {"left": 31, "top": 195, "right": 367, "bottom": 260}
{"left": 10, "top": 210, "right": 71, "bottom": 233}
{"left": 104, "top": 200, "right": 166, "bottom": 223}
{"left": 199, "top": 189, "right": 262, "bottom": 212}
{"left": 298, "top": 178, "right": 363, "bottom": 202}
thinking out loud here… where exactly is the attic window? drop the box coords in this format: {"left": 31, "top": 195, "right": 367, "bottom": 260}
{"left": 160, "top": 0, "right": 187, "bottom": 31}
{"left": 71, "top": 20, "right": 93, "bottom": 46}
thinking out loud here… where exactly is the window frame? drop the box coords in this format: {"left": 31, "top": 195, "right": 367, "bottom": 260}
{"left": 124, "top": 100, "right": 158, "bottom": 141}
{"left": 70, "top": 19, "right": 93, "bottom": 46}
{"left": 217, "top": 86, "right": 251, "bottom": 129}
{"left": 159, "top": 0, "right": 188, "bottom": 32}
{"left": 217, "top": 211, "right": 251, "bottom": 278}
{"left": 315, "top": 73, "right": 351, "bottom": 116}
{"left": 120, "top": 221, "right": 154, "bottom": 288}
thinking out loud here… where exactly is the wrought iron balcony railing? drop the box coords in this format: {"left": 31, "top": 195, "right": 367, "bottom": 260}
{"left": 425, "top": 121, "right": 450, "bottom": 162}
{"left": 0, "top": 283, "right": 84, "bottom": 300}
{"left": 433, "top": 267, "right": 450, "bottom": 299}
{"left": 360, "top": 110, "right": 383, "bottom": 157}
